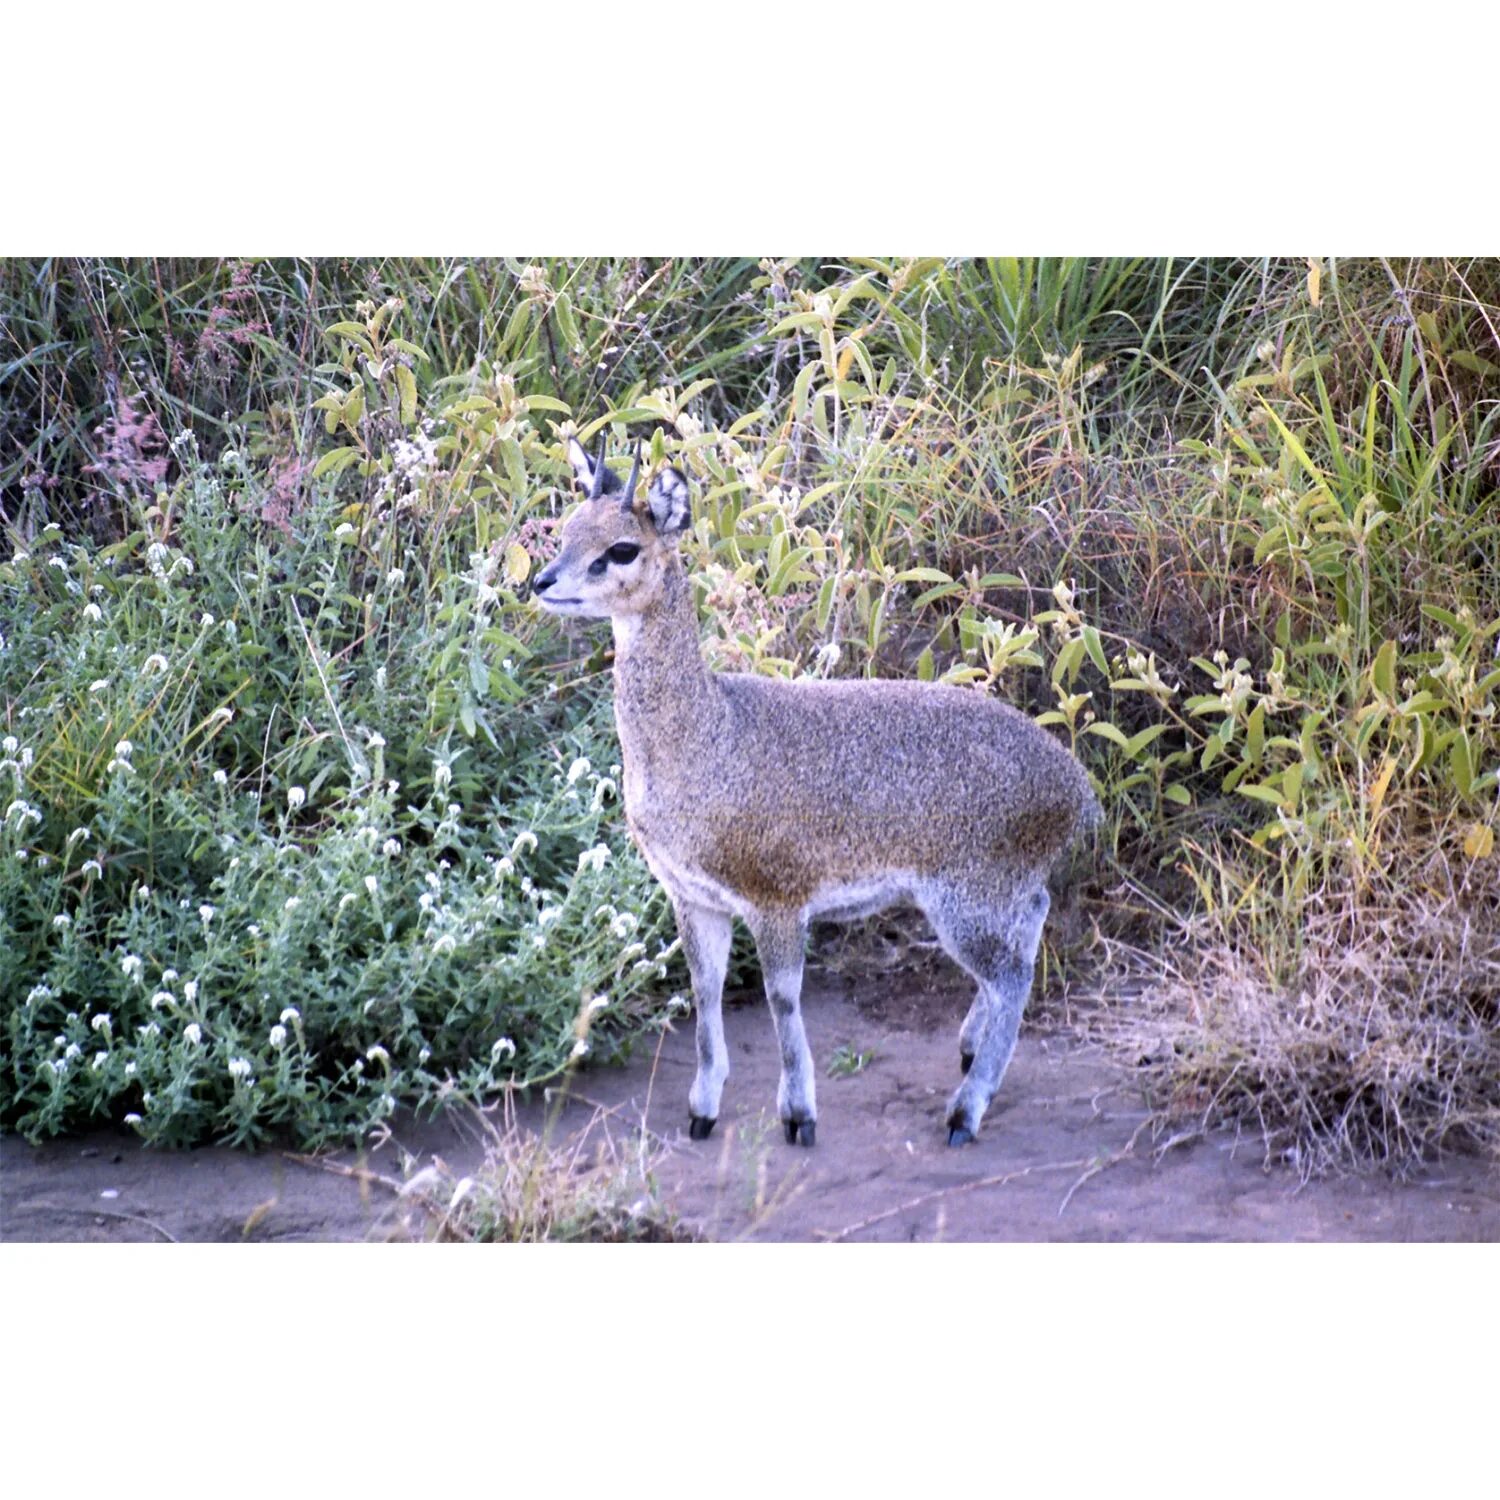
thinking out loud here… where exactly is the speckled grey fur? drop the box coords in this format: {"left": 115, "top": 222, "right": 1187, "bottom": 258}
{"left": 535, "top": 441, "right": 1100, "bottom": 1146}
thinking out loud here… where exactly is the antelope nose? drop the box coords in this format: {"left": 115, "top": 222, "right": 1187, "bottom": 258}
{"left": 532, "top": 566, "right": 558, "bottom": 595}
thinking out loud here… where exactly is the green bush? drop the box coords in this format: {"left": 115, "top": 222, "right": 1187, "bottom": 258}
{"left": 0, "top": 459, "right": 676, "bottom": 1147}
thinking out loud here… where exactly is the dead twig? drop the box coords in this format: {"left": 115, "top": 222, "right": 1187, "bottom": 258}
{"left": 820, "top": 1156, "right": 1092, "bottom": 1242}
{"left": 34, "top": 1204, "right": 179, "bottom": 1243}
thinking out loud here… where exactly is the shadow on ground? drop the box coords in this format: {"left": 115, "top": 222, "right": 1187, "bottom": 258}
{"left": 5, "top": 972, "right": 1496, "bottom": 1242}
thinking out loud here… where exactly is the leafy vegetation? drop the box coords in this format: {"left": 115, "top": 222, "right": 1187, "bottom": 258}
{"left": 3, "top": 255, "right": 1497, "bottom": 1171}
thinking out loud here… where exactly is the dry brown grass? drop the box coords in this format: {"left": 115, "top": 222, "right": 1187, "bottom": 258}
{"left": 365, "top": 1094, "right": 703, "bottom": 1243}
{"left": 1094, "top": 822, "right": 1500, "bottom": 1177}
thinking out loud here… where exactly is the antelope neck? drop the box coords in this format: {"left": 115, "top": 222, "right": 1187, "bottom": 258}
{"left": 610, "top": 556, "right": 724, "bottom": 759}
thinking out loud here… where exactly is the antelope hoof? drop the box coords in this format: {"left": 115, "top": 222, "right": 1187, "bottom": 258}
{"left": 948, "top": 1125, "right": 975, "bottom": 1147}
{"left": 960, "top": 1051, "right": 974, "bottom": 1075}
{"left": 783, "top": 1120, "right": 816, "bottom": 1147}
{"left": 688, "top": 1115, "right": 716, "bottom": 1141}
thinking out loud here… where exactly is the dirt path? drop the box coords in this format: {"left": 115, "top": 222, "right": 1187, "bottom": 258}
{"left": 5, "top": 972, "right": 1496, "bottom": 1242}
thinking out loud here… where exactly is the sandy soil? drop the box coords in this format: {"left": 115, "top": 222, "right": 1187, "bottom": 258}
{"left": 4, "top": 971, "right": 1496, "bottom": 1242}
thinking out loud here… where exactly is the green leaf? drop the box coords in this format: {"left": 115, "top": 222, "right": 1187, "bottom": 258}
{"left": 311, "top": 446, "right": 361, "bottom": 479}
{"left": 1162, "top": 783, "right": 1191, "bottom": 806}
{"left": 1082, "top": 625, "right": 1109, "bottom": 676}
{"left": 394, "top": 365, "right": 417, "bottom": 427}
{"left": 1086, "top": 721, "right": 1130, "bottom": 748}
{"left": 1051, "top": 636, "right": 1085, "bottom": 688}
{"left": 1371, "top": 639, "right": 1397, "bottom": 700}
{"left": 1451, "top": 732, "right": 1474, "bottom": 797}
{"left": 553, "top": 291, "right": 580, "bottom": 352}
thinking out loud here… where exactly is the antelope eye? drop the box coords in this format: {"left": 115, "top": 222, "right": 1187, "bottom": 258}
{"left": 606, "top": 543, "right": 641, "bottom": 565}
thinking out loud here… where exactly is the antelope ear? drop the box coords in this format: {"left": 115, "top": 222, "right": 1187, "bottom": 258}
{"left": 646, "top": 465, "right": 692, "bottom": 538}
{"left": 567, "top": 437, "right": 620, "bottom": 495}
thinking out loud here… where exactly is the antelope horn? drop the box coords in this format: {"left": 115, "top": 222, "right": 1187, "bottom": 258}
{"left": 622, "top": 440, "right": 643, "bottom": 511}
{"left": 588, "top": 434, "right": 610, "bottom": 499}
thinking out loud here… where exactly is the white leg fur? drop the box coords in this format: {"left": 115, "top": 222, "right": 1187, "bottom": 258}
{"left": 676, "top": 900, "right": 732, "bottom": 1126}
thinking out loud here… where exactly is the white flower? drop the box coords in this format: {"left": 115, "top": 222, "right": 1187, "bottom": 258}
{"left": 91, "top": 1013, "right": 112, "bottom": 1034}
{"left": 566, "top": 756, "right": 591, "bottom": 786}
{"left": 52, "top": 913, "right": 72, "bottom": 930}
{"left": 432, "top": 933, "right": 457, "bottom": 955}
{"left": 213, "top": 769, "right": 228, "bottom": 786}
{"left": 510, "top": 829, "right": 537, "bottom": 858}
{"left": 26, "top": 983, "right": 54, "bottom": 1004}
{"left": 183, "top": 1023, "right": 203, "bottom": 1045}
{"left": 121, "top": 954, "right": 144, "bottom": 982}
{"left": 339, "top": 892, "right": 357, "bottom": 911}
{"left": 366, "top": 730, "right": 386, "bottom": 750}
{"left": 279, "top": 1007, "right": 300, "bottom": 1025}
{"left": 577, "top": 843, "right": 610, "bottom": 874}
{"left": 89, "top": 678, "right": 110, "bottom": 693}
{"left": 247, "top": 923, "right": 261, "bottom": 937}
{"left": 150, "top": 991, "right": 174, "bottom": 1011}
{"left": 284, "top": 896, "right": 301, "bottom": 912}
{"left": 365, "top": 1045, "right": 389, "bottom": 1066}
{"left": 385, "top": 569, "right": 405, "bottom": 588}
{"left": 125, "top": 1061, "right": 137, "bottom": 1077}
{"left": 201, "top": 612, "right": 215, "bottom": 628}
{"left": 382, "top": 838, "right": 400, "bottom": 857}
{"left": 1, "top": 736, "right": 15, "bottom": 754}
{"left": 199, "top": 904, "right": 215, "bottom": 924}
{"left": 269, "top": 1025, "right": 287, "bottom": 1049}
{"left": 162, "top": 969, "right": 179, "bottom": 984}
{"left": 491, "top": 1037, "right": 516, "bottom": 1062}
{"left": 124, "top": 1113, "right": 142, "bottom": 1126}
{"left": 364, "top": 875, "right": 378, "bottom": 896}
{"left": 538, "top": 906, "right": 562, "bottom": 926}
{"left": 334, "top": 522, "right": 356, "bottom": 539}
{"left": 142, "top": 653, "right": 169, "bottom": 675}
{"left": 81, "top": 859, "right": 103, "bottom": 878}
{"left": 183, "top": 979, "right": 198, "bottom": 1004}
{"left": 286, "top": 786, "right": 306, "bottom": 810}
{"left": 83, "top": 602, "right": 103, "bottom": 623}
{"left": 65, "top": 1042, "right": 82, "bottom": 1061}
{"left": 228, "top": 1057, "right": 252, "bottom": 1081}
{"left": 418, "top": 891, "right": 435, "bottom": 912}
{"left": 586, "top": 994, "right": 609, "bottom": 1015}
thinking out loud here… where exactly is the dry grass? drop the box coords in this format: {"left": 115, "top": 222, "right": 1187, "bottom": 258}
{"left": 1095, "top": 823, "right": 1500, "bottom": 1177}
{"left": 366, "top": 1095, "right": 703, "bottom": 1243}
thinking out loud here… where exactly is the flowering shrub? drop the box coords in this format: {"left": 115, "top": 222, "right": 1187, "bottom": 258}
{"left": 0, "top": 468, "right": 675, "bottom": 1147}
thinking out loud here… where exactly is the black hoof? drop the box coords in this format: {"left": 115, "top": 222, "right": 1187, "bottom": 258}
{"left": 783, "top": 1120, "right": 816, "bottom": 1147}
{"left": 688, "top": 1115, "right": 716, "bottom": 1140}
{"left": 948, "top": 1126, "right": 975, "bottom": 1147}
{"left": 960, "top": 1051, "right": 974, "bottom": 1075}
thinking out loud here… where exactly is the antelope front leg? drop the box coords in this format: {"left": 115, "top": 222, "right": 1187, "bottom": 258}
{"left": 751, "top": 913, "right": 817, "bottom": 1146}
{"left": 676, "top": 899, "right": 733, "bottom": 1140}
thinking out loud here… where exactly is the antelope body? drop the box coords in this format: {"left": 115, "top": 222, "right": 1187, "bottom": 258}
{"left": 534, "top": 438, "right": 1098, "bottom": 1147}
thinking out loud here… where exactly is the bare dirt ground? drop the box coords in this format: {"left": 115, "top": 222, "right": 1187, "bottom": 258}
{"left": 4, "top": 971, "right": 1497, "bottom": 1242}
